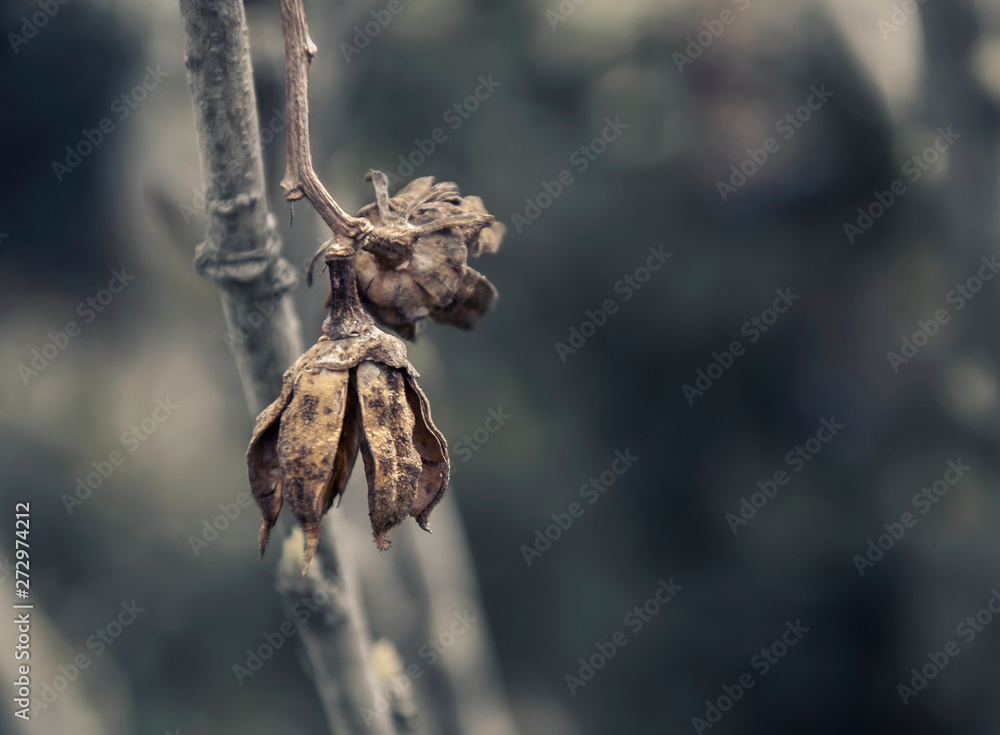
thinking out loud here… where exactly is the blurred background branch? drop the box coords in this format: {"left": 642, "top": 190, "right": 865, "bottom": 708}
{"left": 276, "top": 522, "right": 395, "bottom": 735}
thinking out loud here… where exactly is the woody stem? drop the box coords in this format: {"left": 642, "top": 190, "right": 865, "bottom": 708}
{"left": 279, "top": 0, "right": 372, "bottom": 246}
{"left": 322, "top": 256, "right": 373, "bottom": 338}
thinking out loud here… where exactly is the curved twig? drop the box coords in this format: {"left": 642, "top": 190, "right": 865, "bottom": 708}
{"left": 279, "top": 0, "right": 373, "bottom": 248}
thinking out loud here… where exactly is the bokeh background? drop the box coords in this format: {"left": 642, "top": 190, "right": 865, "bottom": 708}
{"left": 3, "top": 0, "right": 1000, "bottom": 732}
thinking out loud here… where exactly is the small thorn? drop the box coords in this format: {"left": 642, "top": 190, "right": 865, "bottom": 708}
{"left": 289, "top": 202, "right": 294, "bottom": 227}
{"left": 418, "top": 520, "right": 432, "bottom": 534}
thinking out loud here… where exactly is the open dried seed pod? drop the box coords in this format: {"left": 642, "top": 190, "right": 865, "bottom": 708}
{"left": 247, "top": 243, "right": 449, "bottom": 571}
{"left": 354, "top": 170, "right": 505, "bottom": 339}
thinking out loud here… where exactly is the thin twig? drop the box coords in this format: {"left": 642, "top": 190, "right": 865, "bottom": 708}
{"left": 279, "top": 0, "right": 373, "bottom": 247}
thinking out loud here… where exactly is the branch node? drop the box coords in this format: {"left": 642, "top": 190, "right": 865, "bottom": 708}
{"left": 194, "top": 214, "right": 298, "bottom": 294}
{"left": 211, "top": 192, "right": 258, "bottom": 216}
{"left": 281, "top": 180, "right": 305, "bottom": 201}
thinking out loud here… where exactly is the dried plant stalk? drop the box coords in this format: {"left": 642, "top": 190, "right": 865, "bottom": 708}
{"left": 279, "top": 0, "right": 372, "bottom": 245}
{"left": 177, "top": 2, "right": 390, "bottom": 733}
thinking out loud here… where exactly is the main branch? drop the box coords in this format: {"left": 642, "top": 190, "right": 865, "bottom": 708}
{"left": 179, "top": 0, "right": 302, "bottom": 413}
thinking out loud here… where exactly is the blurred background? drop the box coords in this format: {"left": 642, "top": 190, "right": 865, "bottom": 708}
{"left": 3, "top": 0, "right": 1000, "bottom": 732}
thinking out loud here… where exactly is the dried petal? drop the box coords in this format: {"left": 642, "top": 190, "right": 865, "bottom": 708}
{"left": 247, "top": 423, "right": 283, "bottom": 558}
{"left": 402, "top": 373, "right": 449, "bottom": 530}
{"left": 407, "top": 232, "right": 467, "bottom": 307}
{"left": 392, "top": 176, "right": 437, "bottom": 208}
{"left": 326, "top": 372, "right": 361, "bottom": 508}
{"left": 247, "top": 364, "right": 298, "bottom": 557}
{"left": 277, "top": 369, "right": 350, "bottom": 568}
{"left": 355, "top": 361, "right": 422, "bottom": 549}
{"left": 475, "top": 221, "right": 505, "bottom": 256}
{"left": 309, "top": 327, "right": 410, "bottom": 372}
{"left": 455, "top": 195, "right": 505, "bottom": 256}
{"left": 355, "top": 255, "right": 432, "bottom": 339}
{"left": 431, "top": 266, "right": 498, "bottom": 331}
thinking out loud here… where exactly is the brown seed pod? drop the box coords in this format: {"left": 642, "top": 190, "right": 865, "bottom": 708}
{"left": 355, "top": 170, "right": 505, "bottom": 339}
{"left": 247, "top": 252, "right": 449, "bottom": 571}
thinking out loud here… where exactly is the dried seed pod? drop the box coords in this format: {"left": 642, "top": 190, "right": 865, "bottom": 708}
{"left": 355, "top": 170, "right": 505, "bottom": 339}
{"left": 247, "top": 250, "right": 449, "bottom": 571}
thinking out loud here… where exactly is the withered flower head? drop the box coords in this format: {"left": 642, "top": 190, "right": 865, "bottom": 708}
{"left": 355, "top": 170, "right": 505, "bottom": 339}
{"left": 247, "top": 246, "right": 449, "bottom": 571}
